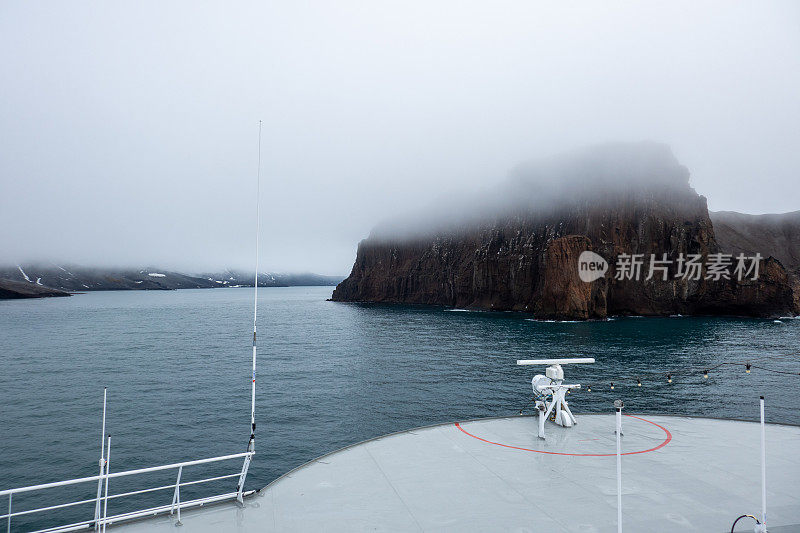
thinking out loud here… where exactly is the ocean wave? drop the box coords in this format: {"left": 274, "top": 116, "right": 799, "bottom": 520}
{"left": 525, "top": 319, "right": 582, "bottom": 323}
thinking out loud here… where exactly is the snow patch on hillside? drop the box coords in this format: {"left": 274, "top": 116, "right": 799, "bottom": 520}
{"left": 17, "top": 266, "right": 31, "bottom": 282}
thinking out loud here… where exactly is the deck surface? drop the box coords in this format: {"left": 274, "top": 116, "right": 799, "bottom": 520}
{"left": 112, "top": 415, "right": 800, "bottom": 532}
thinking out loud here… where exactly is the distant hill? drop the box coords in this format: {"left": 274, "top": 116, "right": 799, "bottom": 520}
{"left": 0, "top": 278, "right": 70, "bottom": 299}
{"left": 197, "top": 269, "right": 345, "bottom": 288}
{"left": 711, "top": 210, "right": 800, "bottom": 312}
{"left": 0, "top": 264, "right": 343, "bottom": 299}
{"left": 711, "top": 210, "right": 800, "bottom": 276}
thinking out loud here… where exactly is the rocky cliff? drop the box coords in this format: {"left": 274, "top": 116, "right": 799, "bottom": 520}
{"left": 332, "top": 143, "right": 797, "bottom": 319}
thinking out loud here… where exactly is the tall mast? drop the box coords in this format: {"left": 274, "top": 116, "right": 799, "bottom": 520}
{"left": 250, "top": 119, "right": 262, "bottom": 450}
{"left": 237, "top": 120, "right": 262, "bottom": 503}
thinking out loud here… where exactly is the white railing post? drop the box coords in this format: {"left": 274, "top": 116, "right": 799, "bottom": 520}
{"left": 236, "top": 453, "right": 252, "bottom": 504}
{"left": 6, "top": 493, "right": 11, "bottom": 533}
{"left": 760, "top": 396, "right": 767, "bottom": 532}
{"left": 102, "top": 435, "right": 111, "bottom": 533}
{"left": 171, "top": 466, "right": 183, "bottom": 526}
{"left": 614, "top": 400, "right": 623, "bottom": 533}
{"left": 94, "top": 387, "right": 107, "bottom": 530}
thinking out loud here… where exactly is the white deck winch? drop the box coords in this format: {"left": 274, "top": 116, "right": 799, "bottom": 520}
{"left": 516, "top": 357, "right": 595, "bottom": 438}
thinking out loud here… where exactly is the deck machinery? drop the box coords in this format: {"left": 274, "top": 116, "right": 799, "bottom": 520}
{"left": 516, "top": 357, "right": 595, "bottom": 438}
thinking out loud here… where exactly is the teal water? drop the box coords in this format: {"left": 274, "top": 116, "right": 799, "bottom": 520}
{"left": 1, "top": 287, "right": 799, "bottom": 531}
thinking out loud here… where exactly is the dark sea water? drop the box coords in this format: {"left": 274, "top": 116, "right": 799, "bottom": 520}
{"left": 1, "top": 287, "right": 799, "bottom": 531}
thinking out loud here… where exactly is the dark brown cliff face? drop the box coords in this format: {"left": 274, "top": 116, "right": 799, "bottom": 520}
{"left": 332, "top": 144, "right": 797, "bottom": 319}
{"left": 533, "top": 235, "right": 606, "bottom": 320}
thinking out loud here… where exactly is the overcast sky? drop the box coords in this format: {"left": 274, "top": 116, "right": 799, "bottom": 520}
{"left": 1, "top": 1, "right": 798, "bottom": 274}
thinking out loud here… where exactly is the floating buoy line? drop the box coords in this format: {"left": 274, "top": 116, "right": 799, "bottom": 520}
{"left": 575, "top": 360, "right": 800, "bottom": 395}
{"left": 516, "top": 358, "right": 799, "bottom": 411}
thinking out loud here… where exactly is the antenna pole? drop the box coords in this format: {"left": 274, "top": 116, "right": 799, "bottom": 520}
{"left": 251, "top": 119, "right": 261, "bottom": 447}
{"left": 237, "top": 119, "right": 262, "bottom": 503}
{"left": 760, "top": 396, "right": 767, "bottom": 532}
{"left": 93, "top": 388, "right": 107, "bottom": 530}
{"left": 614, "top": 400, "right": 624, "bottom": 533}
{"left": 102, "top": 435, "right": 111, "bottom": 533}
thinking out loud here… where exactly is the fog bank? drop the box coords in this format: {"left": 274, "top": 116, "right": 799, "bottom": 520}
{"left": 1, "top": 1, "right": 798, "bottom": 274}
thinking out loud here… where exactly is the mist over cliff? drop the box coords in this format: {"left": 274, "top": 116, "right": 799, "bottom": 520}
{"left": 333, "top": 143, "right": 797, "bottom": 319}
{"left": 370, "top": 143, "right": 695, "bottom": 241}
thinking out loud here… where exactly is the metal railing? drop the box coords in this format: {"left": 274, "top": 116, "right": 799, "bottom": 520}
{"left": 0, "top": 451, "right": 255, "bottom": 533}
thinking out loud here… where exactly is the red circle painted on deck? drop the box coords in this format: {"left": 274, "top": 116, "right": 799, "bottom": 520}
{"left": 454, "top": 414, "right": 672, "bottom": 456}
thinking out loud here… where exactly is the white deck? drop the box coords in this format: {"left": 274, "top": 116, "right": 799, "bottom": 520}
{"left": 113, "top": 415, "right": 800, "bottom": 532}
